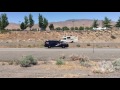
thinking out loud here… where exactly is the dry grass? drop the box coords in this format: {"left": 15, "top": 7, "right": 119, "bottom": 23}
{"left": 92, "top": 61, "right": 115, "bottom": 74}
{"left": 0, "top": 58, "right": 120, "bottom": 78}
{"left": 0, "top": 30, "right": 120, "bottom": 42}
{"left": 0, "top": 30, "right": 120, "bottom": 48}
{"left": 63, "top": 74, "right": 80, "bottom": 78}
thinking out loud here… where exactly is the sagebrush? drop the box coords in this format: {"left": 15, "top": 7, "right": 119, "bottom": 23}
{"left": 20, "top": 55, "right": 38, "bottom": 67}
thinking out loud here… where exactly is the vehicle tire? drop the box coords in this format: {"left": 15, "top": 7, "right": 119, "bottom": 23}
{"left": 48, "top": 46, "right": 51, "bottom": 48}
{"left": 62, "top": 46, "right": 65, "bottom": 48}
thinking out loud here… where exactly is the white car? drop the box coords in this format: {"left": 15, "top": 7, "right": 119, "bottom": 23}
{"left": 61, "top": 36, "right": 78, "bottom": 43}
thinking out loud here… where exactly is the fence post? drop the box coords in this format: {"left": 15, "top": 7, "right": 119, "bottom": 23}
{"left": 93, "top": 41, "right": 94, "bottom": 53}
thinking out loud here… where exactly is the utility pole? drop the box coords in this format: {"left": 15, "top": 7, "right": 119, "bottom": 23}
{"left": 72, "top": 21, "right": 75, "bottom": 30}
{"left": 93, "top": 40, "right": 94, "bottom": 53}
{"left": 19, "top": 21, "right": 21, "bottom": 30}
{"left": 83, "top": 24, "right": 85, "bottom": 31}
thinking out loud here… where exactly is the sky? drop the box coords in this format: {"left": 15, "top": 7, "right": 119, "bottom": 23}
{"left": 0, "top": 12, "right": 120, "bottom": 24}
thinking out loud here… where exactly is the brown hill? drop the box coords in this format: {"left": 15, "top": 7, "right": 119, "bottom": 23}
{"left": 5, "top": 19, "right": 116, "bottom": 30}
{"left": 5, "top": 23, "right": 20, "bottom": 30}
{"left": 50, "top": 19, "right": 116, "bottom": 28}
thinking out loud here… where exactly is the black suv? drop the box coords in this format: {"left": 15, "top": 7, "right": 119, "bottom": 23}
{"left": 44, "top": 40, "right": 69, "bottom": 48}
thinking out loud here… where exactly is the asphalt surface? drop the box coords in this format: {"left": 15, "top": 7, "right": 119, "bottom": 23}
{"left": 0, "top": 48, "right": 120, "bottom": 61}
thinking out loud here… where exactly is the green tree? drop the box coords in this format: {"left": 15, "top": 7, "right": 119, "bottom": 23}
{"left": 38, "top": 14, "right": 43, "bottom": 30}
{"left": 29, "top": 14, "right": 34, "bottom": 30}
{"left": 38, "top": 14, "right": 48, "bottom": 30}
{"left": 56, "top": 27, "right": 61, "bottom": 30}
{"left": 79, "top": 26, "right": 84, "bottom": 30}
{"left": 85, "top": 27, "right": 90, "bottom": 30}
{"left": 75, "top": 27, "right": 78, "bottom": 30}
{"left": 92, "top": 19, "right": 99, "bottom": 28}
{"left": 49, "top": 24, "right": 54, "bottom": 30}
{"left": 24, "top": 16, "right": 29, "bottom": 29}
{"left": 102, "top": 17, "right": 112, "bottom": 29}
{"left": 62, "top": 26, "right": 69, "bottom": 31}
{"left": 115, "top": 17, "right": 120, "bottom": 29}
{"left": 89, "top": 27, "right": 93, "bottom": 30}
{"left": 20, "top": 22, "right": 26, "bottom": 30}
{"left": 0, "top": 13, "right": 9, "bottom": 30}
{"left": 0, "top": 17, "right": 1, "bottom": 30}
{"left": 70, "top": 27, "right": 74, "bottom": 30}
{"left": 43, "top": 18, "right": 48, "bottom": 30}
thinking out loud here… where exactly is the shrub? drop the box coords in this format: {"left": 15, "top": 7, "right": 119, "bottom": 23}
{"left": 56, "top": 59, "right": 64, "bottom": 65}
{"left": 43, "top": 61, "right": 48, "bottom": 64}
{"left": 14, "top": 60, "right": 20, "bottom": 65}
{"left": 112, "top": 58, "right": 120, "bottom": 70}
{"left": 69, "top": 54, "right": 80, "bottom": 61}
{"left": 2, "top": 62, "right": 5, "bottom": 65}
{"left": 8, "top": 61, "right": 14, "bottom": 65}
{"left": 59, "top": 54, "right": 66, "bottom": 59}
{"left": 79, "top": 55, "right": 91, "bottom": 67}
{"left": 20, "top": 59, "right": 31, "bottom": 67}
{"left": 87, "top": 43, "right": 91, "bottom": 46}
{"left": 25, "top": 55, "right": 38, "bottom": 65}
{"left": 111, "top": 35, "right": 116, "bottom": 39}
{"left": 76, "top": 44, "right": 80, "bottom": 47}
{"left": 93, "top": 61, "right": 114, "bottom": 73}
{"left": 28, "top": 45, "right": 32, "bottom": 48}
{"left": 20, "top": 55, "right": 38, "bottom": 67}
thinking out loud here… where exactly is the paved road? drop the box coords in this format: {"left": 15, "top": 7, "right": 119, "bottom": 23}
{"left": 0, "top": 48, "right": 120, "bottom": 61}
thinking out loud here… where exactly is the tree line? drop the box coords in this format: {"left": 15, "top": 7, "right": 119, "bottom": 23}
{"left": 20, "top": 13, "right": 48, "bottom": 30}
{"left": 1, "top": 13, "right": 120, "bottom": 31}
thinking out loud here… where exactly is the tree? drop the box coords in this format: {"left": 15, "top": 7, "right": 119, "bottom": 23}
{"left": 56, "top": 27, "right": 61, "bottom": 30}
{"left": 75, "top": 27, "right": 78, "bottom": 30}
{"left": 89, "top": 27, "right": 93, "bottom": 30}
{"left": 38, "top": 14, "right": 44, "bottom": 30}
{"left": 79, "top": 26, "right": 84, "bottom": 30}
{"left": 115, "top": 17, "right": 120, "bottom": 29}
{"left": 38, "top": 14, "right": 48, "bottom": 30}
{"left": 0, "top": 13, "right": 9, "bottom": 30}
{"left": 70, "top": 27, "right": 74, "bottom": 30}
{"left": 43, "top": 18, "right": 48, "bottom": 30}
{"left": 49, "top": 24, "right": 54, "bottom": 30}
{"left": 20, "top": 22, "right": 26, "bottom": 30}
{"left": 62, "top": 26, "right": 69, "bottom": 31}
{"left": 29, "top": 14, "right": 34, "bottom": 30}
{"left": 0, "top": 17, "right": 1, "bottom": 30}
{"left": 92, "top": 19, "right": 99, "bottom": 28}
{"left": 85, "top": 27, "right": 90, "bottom": 30}
{"left": 24, "top": 16, "right": 29, "bottom": 29}
{"left": 102, "top": 17, "right": 112, "bottom": 29}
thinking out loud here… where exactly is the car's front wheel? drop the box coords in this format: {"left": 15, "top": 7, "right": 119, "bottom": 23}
{"left": 48, "top": 46, "right": 51, "bottom": 48}
{"left": 62, "top": 46, "right": 65, "bottom": 48}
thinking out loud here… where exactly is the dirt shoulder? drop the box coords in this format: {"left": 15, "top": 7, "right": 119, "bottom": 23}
{"left": 0, "top": 60, "right": 120, "bottom": 78}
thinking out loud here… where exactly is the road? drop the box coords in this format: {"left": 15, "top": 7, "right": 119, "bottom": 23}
{"left": 0, "top": 48, "right": 120, "bottom": 61}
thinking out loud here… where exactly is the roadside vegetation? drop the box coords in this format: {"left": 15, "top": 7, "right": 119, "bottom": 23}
{"left": 20, "top": 55, "right": 38, "bottom": 67}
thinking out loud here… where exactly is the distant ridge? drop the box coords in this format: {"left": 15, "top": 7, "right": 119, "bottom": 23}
{"left": 5, "top": 19, "right": 116, "bottom": 30}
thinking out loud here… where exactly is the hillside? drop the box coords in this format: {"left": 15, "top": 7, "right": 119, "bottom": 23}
{"left": 0, "top": 30, "right": 120, "bottom": 48}
{"left": 5, "top": 19, "right": 116, "bottom": 30}
{"left": 50, "top": 19, "right": 116, "bottom": 28}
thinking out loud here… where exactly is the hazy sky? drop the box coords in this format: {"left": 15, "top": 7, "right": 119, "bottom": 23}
{"left": 0, "top": 12, "right": 120, "bottom": 24}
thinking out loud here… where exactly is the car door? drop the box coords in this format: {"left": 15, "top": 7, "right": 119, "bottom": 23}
{"left": 55, "top": 41, "right": 60, "bottom": 47}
